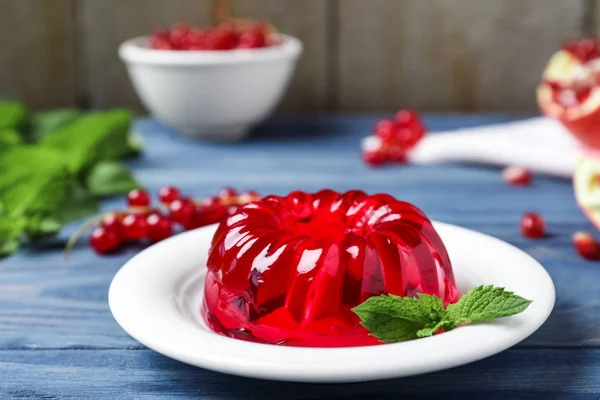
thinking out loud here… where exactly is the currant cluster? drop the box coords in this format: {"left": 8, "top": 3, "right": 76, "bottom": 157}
{"left": 87, "top": 187, "right": 260, "bottom": 255}
{"left": 362, "top": 110, "right": 427, "bottom": 167}
{"left": 562, "top": 38, "right": 600, "bottom": 63}
{"left": 149, "top": 22, "right": 275, "bottom": 51}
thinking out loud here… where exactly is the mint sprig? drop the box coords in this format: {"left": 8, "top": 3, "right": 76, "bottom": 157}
{"left": 352, "top": 285, "right": 532, "bottom": 343}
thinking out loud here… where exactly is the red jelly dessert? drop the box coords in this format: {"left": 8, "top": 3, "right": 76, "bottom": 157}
{"left": 202, "top": 190, "right": 460, "bottom": 347}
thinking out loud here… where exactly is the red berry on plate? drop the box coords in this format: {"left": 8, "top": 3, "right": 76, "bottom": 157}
{"left": 169, "top": 23, "right": 190, "bottom": 49}
{"left": 387, "top": 146, "right": 408, "bottom": 163}
{"left": 200, "top": 196, "right": 229, "bottom": 224}
{"left": 374, "top": 120, "right": 397, "bottom": 142}
{"left": 520, "top": 212, "right": 546, "bottom": 239}
{"left": 169, "top": 198, "right": 196, "bottom": 226}
{"left": 237, "top": 25, "right": 267, "bottom": 49}
{"left": 362, "top": 136, "right": 387, "bottom": 167}
{"left": 122, "top": 213, "right": 149, "bottom": 241}
{"left": 572, "top": 231, "right": 600, "bottom": 260}
{"left": 502, "top": 166, "right": 533, "bottom": 187}
{"left": 158, "top": 186, "right": 181, "bottom": 204}
{"left": 127, "top": 189, "right": 151, "bottom": 208}
{"left": 206, "top": 25, "right": 238, "bottom": 50}
{"left": 146, "top": 213, "right": 174, "bottom": 242}
{"left": 90, "top": 226, "right": 121, "bottom": 254}
{"left": 238, "top": 190, "right": 261, "bottom": 204}
{"left": 395, "top": 127, "right": 420, "bottom": 148}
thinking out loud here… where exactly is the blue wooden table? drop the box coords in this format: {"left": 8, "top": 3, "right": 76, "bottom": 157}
{"left": 1, "top": 115, "right": 600, "bottom": 399}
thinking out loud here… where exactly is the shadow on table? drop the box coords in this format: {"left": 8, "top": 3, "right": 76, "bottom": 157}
{"left": 140, "top": 309, "right": 593, "bottom": 400}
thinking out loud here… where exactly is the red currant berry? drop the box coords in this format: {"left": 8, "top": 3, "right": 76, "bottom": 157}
{"left": 237, "top": 25, "right": 267, "bottom": 49}
{"left": 520, "top": 212, "right": 546, "bottom": 239}
{"left": 169, "top": 23, "right": 190, "bottom": 49}
{"left": 127, "top": 189, "right": 151, "bottom": 208}
{"left": 573, "top": 231, "right": 600, "bottom": 260}
{"left": 101, "top": 213, "right": 123, "bottom": 233}
{"left": 218, "top": 187, "right": 238, "bottom": 199}
{"left": 169, "top": 198, "right": 196, "bottom": 226}
{"left": 158, "top": 186, "right": 181, "bottom": 204}
{"left": 201, "top": 196, "right": 229, "bottom": 224}
{"left": 502, "top": 166, "right": 533, "bottom": 187}
{"left": 90, "top": 226, "right": 121, "bottom": 254}
{"left": 206, "top": 26, "right": 237, "bottom": 50}
{"left": 374, "top": 120, "right": 397, "bottom": 142}
{"left": 146, "top": 213, "right": 174, "bottom": 242}
{"left": 395, "top": 109, "right": 419, "bottom": 126}
{"left": 238, "top": 190, "right": 261, "bottom": 204}
{"left": 122, "top": 213, "right": 149, "bottom": 241}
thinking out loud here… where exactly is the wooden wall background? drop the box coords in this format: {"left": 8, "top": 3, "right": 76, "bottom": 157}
{"left": 0, "top": 0, "right": 597, "bottom": 113}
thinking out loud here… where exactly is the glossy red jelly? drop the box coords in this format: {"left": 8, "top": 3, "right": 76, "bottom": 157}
{"left": 202, "top": 190, "right": 460, "bottom": 347}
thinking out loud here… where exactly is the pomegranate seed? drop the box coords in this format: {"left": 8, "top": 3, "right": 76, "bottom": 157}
{"left": 375, "top": 120, "right": 397, "bottom": 142}
{"left": 502, "top": 166, "right": 533, "bottom": 187}
{"left": 90, "top": 226, "right": 121, "bottom": 254}
{"left": 158, "top": 186, "right": 181, "bottom": 204}
{"left": 146, "top": 213, "right": 174, "bottom": 242}
{"left": 122, "top": 213, "right": 149, "bottom": 241}
{"left": 520, "top": 212, "right": 546, "bottom": 239}
{"left": 169, "top": 198, "right": 196, "bottom": 226}
{"left": 573, "top": 231, "right": 600, "bottom": 260}
{"left": 127, "top": 189, "right": 151, "bottom": 207}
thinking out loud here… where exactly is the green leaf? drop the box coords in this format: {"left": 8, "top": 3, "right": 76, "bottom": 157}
{"left": 24, "top": 217, "right": 62, "bottom": 239}
{"left": 0, "top": 129, "right": 22, "bottom": 148}
{"left": 445, "top": 285, "right": 533, "bottom": 325}
{"left": 0, "top": 215, "right": 27, "bottom": 257}
{"left": 29, "top": 108, "right": 82, "bottom": 142}
{"left": 0, "top": 146, "right": 74, "bottom": 217}
{"left": 86, "top": 160, "right": 139, "bottom": 196}
{"left": 357, "top": 311, "right": 423, "bottom": 343}
{"left": 0, "top": 101, "right": 30, "bottom": 131}
{"left": 40, "top": 109, "right": 133, "bottom": 174}
{"left": 352, "top": 294, "right": 437, "bottom": 325}
{"left": 125, "top": 130, "right": 144, "bottom": 157}
{"left": 49, "top": 182, "right": 99, "bottom": 224}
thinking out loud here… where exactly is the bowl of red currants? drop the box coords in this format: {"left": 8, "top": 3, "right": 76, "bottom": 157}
{"left": 119, "top": 21, "right": 302, "bottom": 141}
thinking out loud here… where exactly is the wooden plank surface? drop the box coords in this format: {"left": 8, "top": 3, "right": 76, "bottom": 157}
{"left": 225, "top": 0, "right": 329, "bottom": 113}
{"left": 76, "top": 0, "right": 212, "bottom": 110}
{"left": 1, "top": 115, "right": 599, "bottom": 397}
{"left": 337, "top": 0, "right": 587, "bottom": 112}
{"left": 1, "top": 349, "right": 599, "bottom": 398}
{"left": 0, "top": 0, "right": 76, "bottom": 109}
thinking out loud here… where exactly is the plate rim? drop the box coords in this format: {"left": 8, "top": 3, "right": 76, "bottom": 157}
{"left": 108, "top": 221, "right": 555, "bottom": 383}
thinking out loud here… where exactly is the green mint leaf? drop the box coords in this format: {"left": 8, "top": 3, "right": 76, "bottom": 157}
{"left": 354, "top": 310, "right": 423, "bottom": 343}
{"left": 0, "top": 101, "right": 30, "bottom": 131}
{"left": 40, "top": 109, "right": 133, "bottom": 174}
{"left": 49, "top": 182, "right": 99, "bottom": 224}
{"left": 352, "top": 294, "right": 438, "bottom": 325}
{"left": 446, "top": 285, "right": 533, "bottom": 324}
{"left": 86, "top": 160, "right": 139, "bottom": 196}
{"left": 24, "top": 217, "right": 62, "bottom": 239}
{"left": 416, "top": 320, "right": 449, "bottom": 338}
{"left": 29, "top": 108, "right": 82, "bottom": 142}
{"left": 352, "top": 293, "right": 448, "bottom": 343}
{"left": 0, "top": 129, "right": 22, "bottom": 148}
{"left": 0, "top": 146, "right": 75, "bottom": 218}
{"left": 125, "top": 130, "right": 144, "bottom": 158}
{"left": 0, "top": 215, "right": 26, "bottom": 257}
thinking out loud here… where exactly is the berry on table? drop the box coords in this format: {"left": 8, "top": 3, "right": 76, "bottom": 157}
{"left": 146, "top": 213, "right": 174, "bottom": 242}
{"left": 159, "top": 186, "right": 181, "bottom": 204}
{"left": 122, "top": 213, "right": 149, "bottom": 241}
{"left": 395, "top": 109, "right": 419, "bottom": 126}
{"left": 572, "top": 231, "right": 600, "bottom": 260}
{"left": 201, "top": 196, "right": 229, "bottom": 224}
{"left": 218, "top": 187, "right": 238, "bottom": 199}
{"left": 127, "top": 189, "right": 151, "bottom": 208}
{"left": 90, "top": 226, "right": 121, "bottom": 254}
{"left": 520, "top": 212, "right": 546, "bottom": 239}
{"left": 169, "top": 198, "right": 197, "bottom": 226}
{"left": 101, "top": 212, "right": 123, "bottom": 232}
{"left": 374, "top": 120, "right": 397, "bottom": 142}
{"left": 502, "top": 166, "right": 533, "bottom": 187}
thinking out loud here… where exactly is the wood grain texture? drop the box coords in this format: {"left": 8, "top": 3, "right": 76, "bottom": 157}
{"left": 228, "top": 0, "right": 329, "bottom": 113}
{"left": 0, "top": 0, "right": 76, "bottom": 108}
{"left": 76, "top": 0, "right": 212, "bottom": 110}
{"left": 1, "top": 115, "right": 600, "bottom": 397}
{"left": 0, "top": 115, "right": 599, "bottom": 351}
{"left": 337, "top": 0, "right": 587, "bottom": 112}
{"left": 1, "top": 349, "right": 599, "bottom": 398}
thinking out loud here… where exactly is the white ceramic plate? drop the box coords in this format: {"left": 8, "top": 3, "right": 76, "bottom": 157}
{"left": 109, "top": 222, "right": 555, "bottom": 383}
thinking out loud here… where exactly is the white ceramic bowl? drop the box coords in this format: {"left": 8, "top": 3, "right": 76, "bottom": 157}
{"left": 119, "top": 35, "right": 302, "bottom": 141}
